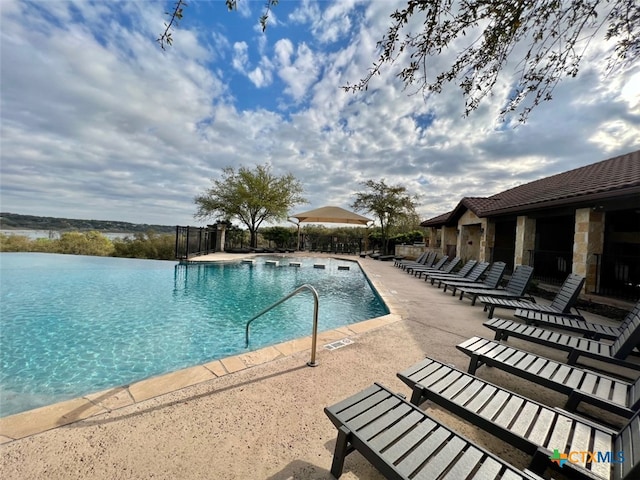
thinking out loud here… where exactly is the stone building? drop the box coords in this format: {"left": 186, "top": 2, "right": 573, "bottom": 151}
{"left": 420, "top": 150, "right": 640, "bottom": 299}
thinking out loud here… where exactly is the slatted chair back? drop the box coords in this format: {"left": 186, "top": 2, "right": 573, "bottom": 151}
{"left": 430, "top": 255, "right": 449, "bottom": 271}
{"left": 482, "top": 262, "right": 507, "bottom": 288}
{"left": 619, "top": 301, "right": 640, "bottom": 331}
{"left": 613, "top": 408, "right": 640, "bottom": 479}
{"left": 611, "top": 303, "right": 640, "bottom": 359}
{"left": 440, "top": 256, "right": 461, "bottom": 273}
{"left": 549, "top": 273, "right": 585, "bottom": 313}
{"left": 464, "top": 261, "right": 490, "bottom": 282}
{"left": 504, "top": 265, "right": 534, "bottom": 295}
{"left": 452, "top": 260, "right": 478, "bottom": 278}
{"left": 406, "top": 252, "right": 427, "bottom": 266}
{"left": 423, "top": 251, "right": 437, "bottom": 267}
{"left": 631, "top": 376, "right": 640, "bottom": 412}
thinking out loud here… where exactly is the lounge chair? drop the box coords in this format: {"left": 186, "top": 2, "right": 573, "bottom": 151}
{"left": 400, "top": 252, "right": 434, "bottom": 272}
{"left": 457, "top": 264, "right": 535, "bottom": 305}
{"left": 483, "top": 315, "right": 640, "bottom": 372}
{"left": 514, "top": 301, "right": 640, "bottom": 341}
{"left": 456, "top": 336, "right": 640, "bottom": 419}
{"left": 324, "top": 382, "right": 548, "bottom": 480}
{"left": 413, "top": 256, "right": 460, "bottom": 278}
{"left": 395, "top": 251, "right": 429, "bottom": 268}
{"left": 429, "top": 261, "right": 490, "bottom": 287}
{"left": 478, "top": 273, "right": 585, "bottom": 318}
{"left": 442, "top": 261, "right": 506, "bottom": 295}
{"left": 406, "top": 254, "right": 449, "bottom": 276}
{"left": 421, "top": 259, "right": 476, "bottom": 283}
{"left": 397, "top": 357, "right": 640, "bottom": 480}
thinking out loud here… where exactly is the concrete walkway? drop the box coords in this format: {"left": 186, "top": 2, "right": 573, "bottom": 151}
{"left": 0, "top": 254, "right": 633, "bottom": 479}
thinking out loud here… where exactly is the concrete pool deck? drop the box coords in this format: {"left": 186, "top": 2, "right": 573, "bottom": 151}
{"left": 1, "top": 253, "right": 636, "bottom": 479}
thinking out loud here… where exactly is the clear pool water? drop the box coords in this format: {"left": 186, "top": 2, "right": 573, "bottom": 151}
{"left": 0, "top": 253, "right": 388, "bottom": 416}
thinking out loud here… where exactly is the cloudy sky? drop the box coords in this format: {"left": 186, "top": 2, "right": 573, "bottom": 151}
{"left": 1, "top": 0, "right": 639, "bottom": 228}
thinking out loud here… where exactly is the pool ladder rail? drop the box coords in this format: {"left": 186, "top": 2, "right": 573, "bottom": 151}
{"left": 244, "top": 284, "right": 320, "bottom": 367}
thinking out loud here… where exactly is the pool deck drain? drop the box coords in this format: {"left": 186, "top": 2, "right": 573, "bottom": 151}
{"left": 323, "top": 338, "right": 354, "bottom": 351}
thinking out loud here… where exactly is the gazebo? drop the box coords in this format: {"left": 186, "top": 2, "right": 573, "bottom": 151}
{"left": 289, "top": 206, "right": 373, "bottom": 251}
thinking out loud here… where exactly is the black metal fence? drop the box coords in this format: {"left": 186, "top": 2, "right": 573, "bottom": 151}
{"left": 175, "top": 226, "right": 215, "bottom": 259}
{"left": 528, "top": 249, "right": 640, "bottom": 300}
{"left": 594, "top": 252, "right": 640, "bottom": 301}
{"left": 302, "top": 234, "right": 363, "bottom": 254}
{"left": 528, "top": 249, "right": 573, "bottom": 286}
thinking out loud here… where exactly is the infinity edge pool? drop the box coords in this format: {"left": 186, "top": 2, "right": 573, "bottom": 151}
{"left": 0, "top": 254, "right": 401, "bottom": 443}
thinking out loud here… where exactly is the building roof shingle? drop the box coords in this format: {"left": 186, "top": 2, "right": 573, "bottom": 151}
{"left": 421, "top": 149, "right": 640, "bottom": 227}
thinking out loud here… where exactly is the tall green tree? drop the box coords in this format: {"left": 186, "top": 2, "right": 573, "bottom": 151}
{"left": 159, "top": 1, "right": 638, "bottom": 122}
{"left": 351, "top": 180, "right": 419, "bottom": 255}
{"left": 194, "top": 164, "right": 306, "bottom": 248}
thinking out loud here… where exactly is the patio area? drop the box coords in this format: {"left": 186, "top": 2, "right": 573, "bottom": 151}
{"left": 0, "top": 254, "right": 634, "bottom": 479}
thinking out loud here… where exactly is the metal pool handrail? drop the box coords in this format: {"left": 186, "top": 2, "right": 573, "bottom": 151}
{"left": 244, "top": 284, "right": 320, "bottom": 367}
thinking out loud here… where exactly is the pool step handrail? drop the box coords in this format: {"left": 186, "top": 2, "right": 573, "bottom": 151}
{"left": 244, "top": 284, "right": 320, "bottom": 367}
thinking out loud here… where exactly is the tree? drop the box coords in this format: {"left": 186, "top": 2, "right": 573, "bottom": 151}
{"left": 194, "top": 164, "right": 306, "bottom": 248}
{"left": 56, "top": 231, "right": 115, "bottom": 256}
{"left": 261, "top": 226, "right": 295, "bottom": 249}
{"left": 159, "top": 1, "right": 638, "bottom": 123}
{"left": 157, "top": 0, "right": 278, "bottom": 49}
{"left": 351, "top": 180, "right": 419, "bottom": 255}
{"left": 345, "top": 0, "right": 640, "bottom": 123}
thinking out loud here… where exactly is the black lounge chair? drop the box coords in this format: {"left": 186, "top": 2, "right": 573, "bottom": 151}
{"left": 442, "top": 261, "right": 506, "bottom": 295}
{"left": 457, "top": 265, "right": 534, "bottom": 305}
{"left": 395, "top": 251, "right": 429, "bottom": 268}
{"left": 397, "top": 356, "right": 640, "bottom": 480}
{"left": 413, "top": 256, "right": 460, "bottom": 278}
{"left": 324, "top": 382, "right": 548, "bottom": 480}
{"left": 483, "top": 316, "right": 640, "bottom": 372}
{"left": 478, "top": 273, "right": 585, "bottom": 318}
{"left": 456, "top": 336, "right": 640, "bottom": 419}
{"left": 421, "top": 259, "right": 477, "bottom": 283}
{"left": 406, "top": 254, "right": 449, "bottom": 276}
{"left": 430, "top": 261, "right": 490, "bottom": 287}
{"left": 514, "top": 301, "right": 640, "bottom": 341}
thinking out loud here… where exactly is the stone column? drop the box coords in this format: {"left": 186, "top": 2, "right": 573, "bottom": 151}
{"left": 573, "top": 208, "right": 604, "bottom": 293}
{"left": 514, "top": 216, "right": 536, "bottom": 266}
{"left": 215, "top": 223, "right": 226, "bottom": 252}
{"left": 480, "top": 220, "right": 495, "bottom": 263}
{"left": 442, "top": 226, "right": 458, "bottom": 258}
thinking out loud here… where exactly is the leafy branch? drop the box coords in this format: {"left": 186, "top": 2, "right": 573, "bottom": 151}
{"left": 157, "top": 0, "right": 187, "bottom": 50}
{"left": 344, "top": 0, "right": 640, "bottom": 123}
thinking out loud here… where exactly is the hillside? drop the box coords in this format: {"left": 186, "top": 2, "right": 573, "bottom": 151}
{"left": 0, "top": 213, "right": 176, "bottom": 234}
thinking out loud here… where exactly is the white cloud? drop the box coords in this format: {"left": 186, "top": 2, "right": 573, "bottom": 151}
{"left": 1, "top": 0, "right": 638, "bottom": 227}
{"left": 232, "top": 41, "right": 249, "bottom": 72}
{"left": 274, "top": 39, "right": 321, "bottom": 102}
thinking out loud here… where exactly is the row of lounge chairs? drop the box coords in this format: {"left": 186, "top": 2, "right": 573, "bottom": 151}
{"left": 324, "top": 252, "right": 640, "bottom": 479}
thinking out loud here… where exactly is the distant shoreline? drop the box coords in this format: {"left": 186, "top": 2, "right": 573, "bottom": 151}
{"left": 0, "top": 229, "right": 148, "bottom": 240}
{"left": 0, "top": 213, "right": 177, "bottom": 235}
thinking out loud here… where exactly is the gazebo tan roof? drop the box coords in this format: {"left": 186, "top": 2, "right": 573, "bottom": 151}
{"left": 290, "top": 206, "right": 372, "bottom": 225}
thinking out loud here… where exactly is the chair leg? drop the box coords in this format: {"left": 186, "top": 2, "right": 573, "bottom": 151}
{"left": 564, "top": 392, "right": 582, "bottom": 412}
{"left": 330, "top": 426, "right": 352, "bottom": 478}
{"left": 467, "top": 355, "right": 483, "bottom": 375}
{"left": 410, "top": 385, "right": 426, "bottom": 406}
{"left": 567, "top": 350, "right": 579, "bottom": 366}
{"left": 494, "top": 330, "right": 507, "bottom": 341}
{"left": 529, "top": 448, "right": 550, "bottom": 476}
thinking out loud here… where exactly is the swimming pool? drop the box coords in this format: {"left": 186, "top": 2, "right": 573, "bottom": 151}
{"left": 0, "top": 253, "right": 388, "bottom": 416}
